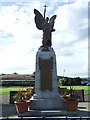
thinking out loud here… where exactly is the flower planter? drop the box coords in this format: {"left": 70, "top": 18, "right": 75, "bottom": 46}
{"left": 14, "top": 101, "right": 30, "bottom": 113}
{"left": 64, "top": 100, "right": 78, "bottom": 111}
{"left": 63, "top": 96, "right": 69, "bottom": 101}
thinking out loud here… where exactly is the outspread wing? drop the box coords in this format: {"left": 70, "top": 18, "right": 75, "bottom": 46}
{"left": 49, "top": 15, "right": 57, "bottom": 31}
{"left": 34, "top": 9, "right": 44, "bottom": 30}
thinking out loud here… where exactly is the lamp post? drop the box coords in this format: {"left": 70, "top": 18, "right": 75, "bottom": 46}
{"left": 63, "top": 69, "right": 65, "bottom": 77}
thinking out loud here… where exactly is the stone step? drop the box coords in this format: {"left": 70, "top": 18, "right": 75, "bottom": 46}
{"left": 18, "top": 110, "right": 77, "bottom": 117}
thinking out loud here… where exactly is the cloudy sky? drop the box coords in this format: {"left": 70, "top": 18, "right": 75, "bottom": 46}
{"left": 0, "top": 0, "right": 89, "bottom": 77}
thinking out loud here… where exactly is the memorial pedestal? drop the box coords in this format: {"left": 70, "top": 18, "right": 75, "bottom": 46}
{"left": 30, "top": 47, "right": 65, "bottom": 110}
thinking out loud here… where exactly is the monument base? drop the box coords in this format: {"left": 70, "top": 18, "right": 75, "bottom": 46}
{"left": 18, "top": 110, "right": 70, "bottom": 117}
{"left": 30, "top": 47, "right": 65, "bottom": 110}
{"left": 30, "top": 95, "right": 65, "bottom": 110}
{"left": 18, "top": 109, "right": 79, "bottom": 117}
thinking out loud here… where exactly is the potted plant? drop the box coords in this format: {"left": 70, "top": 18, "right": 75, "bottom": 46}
{"left": 13, "top": 88, "right": 32, "bottom": 113}
{"left": 63, "top": 83, "right": 79, "bottom": 111}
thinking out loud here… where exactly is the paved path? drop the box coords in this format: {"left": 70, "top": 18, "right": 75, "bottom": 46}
{"left": 0, "top": 102, "right": 90, "bottom": 118}
{"left": 0, "top": 94, "right": 90, "bottom": 118}
{"left": 0, "top": 95, "right": 9, "bottom": 104}
{"left": 0, "top": 104, "right": 17, "bottom": 117}
{"left": 84, "top": 94, "right": 90, "bottom": 102}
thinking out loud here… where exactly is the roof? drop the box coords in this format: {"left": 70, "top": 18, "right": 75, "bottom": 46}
{"left": 0, "top": 73, "right": 35, "bottom": 79}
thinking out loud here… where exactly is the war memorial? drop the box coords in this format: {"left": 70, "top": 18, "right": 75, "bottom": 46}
{"left": 17, "top": 6, "right": 90, "bottom": 118}
{"left": 30, "top": 7, "right": 65, "bottom": 111}
{"left": 18, "top": 6, "right": 66, "bottom": 117}
{"left": 1, "top": 5, "right": 90, "bottom": 120}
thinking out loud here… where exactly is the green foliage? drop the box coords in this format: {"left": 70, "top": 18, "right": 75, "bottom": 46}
{"left": 59, "top": 77, "right": 68, "bottom": 86}
{"left": 60, "top": 86, "right": 90, "bottom": 95}
{"left": 0, "top": 86, "right": 33, "bottom": 96}
{"left": 13, "top": 89, "right": 32, "bottom": 102}
{"left": 58, "top": 76, "right": 82, "bottom": 86}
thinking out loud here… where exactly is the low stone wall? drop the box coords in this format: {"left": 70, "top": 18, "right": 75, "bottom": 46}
{"left": 10, "top": 88, "right": 85, "bottom": 104}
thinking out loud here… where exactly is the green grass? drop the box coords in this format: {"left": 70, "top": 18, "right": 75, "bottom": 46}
{"left": 0, "top": 86, "right": 32, "bottom": 96}
{"left": 60, "top": 86, "right": 90, "bottom": 95}
{"left": 0, "top": 86, "right": 90, "bottom": 97}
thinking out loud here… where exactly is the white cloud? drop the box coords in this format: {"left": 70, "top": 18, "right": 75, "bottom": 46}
{"left": 52, "top": 1, "right": 88, "bottom": 77}
{"left": 0, "top": 1, "right": 88, "bottom": 77}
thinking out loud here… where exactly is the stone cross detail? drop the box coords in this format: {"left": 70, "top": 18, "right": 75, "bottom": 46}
{"left": 43, "top": 4, "right": 47, "bottom": 19}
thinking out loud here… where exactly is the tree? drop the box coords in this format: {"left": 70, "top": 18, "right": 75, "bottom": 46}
{"left": 59, "top": 77, "right": 68, "bottom": 86}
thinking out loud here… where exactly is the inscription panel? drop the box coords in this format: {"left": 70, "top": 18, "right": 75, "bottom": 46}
{"left": 39, "top": 58, "right": 53, "bottom": 91}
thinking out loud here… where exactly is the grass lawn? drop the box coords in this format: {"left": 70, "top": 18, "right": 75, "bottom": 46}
{"left": 0, "top": 86, "right": 90, "bottom": 97}
{"left": 0, "top": 86, "right": 32, "bottom": 96}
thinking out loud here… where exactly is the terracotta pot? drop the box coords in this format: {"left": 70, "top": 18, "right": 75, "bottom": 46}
{"left": 64, "top": 100, "right": 78, "bottom": 111}
{"left": 63, "top": 96, "right": 69, "bottom": 101}
{"left": 14, "top": 101, "right": 30, "bottom": 113}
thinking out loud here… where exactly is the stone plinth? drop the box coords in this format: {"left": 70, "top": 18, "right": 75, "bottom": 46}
{"left": 30, "top": 47, "right": 65, "bottom": 110}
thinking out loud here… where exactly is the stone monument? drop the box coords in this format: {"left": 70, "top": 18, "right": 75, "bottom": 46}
{"left": 30, "top": 5, "right": 65, "bottom": 110}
